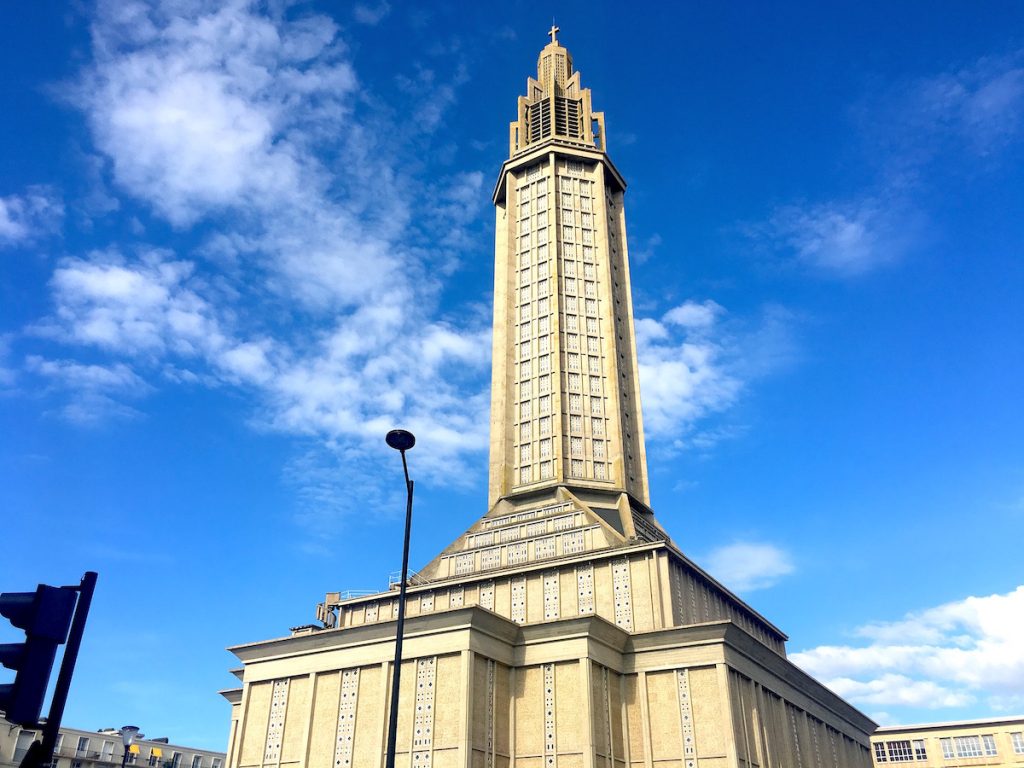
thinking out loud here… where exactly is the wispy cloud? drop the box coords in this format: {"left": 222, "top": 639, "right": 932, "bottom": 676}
{"left": 753, "top": 195, "right": 922, "bottom": 277}
{"left": 14, "top": 0, "right": 486, "bottom": 537}
{"left": 353, "top": 2, "right": 391, "bottom": 26}
{"left": 864, "top": 49, "right": 1024, "bottom": 163}
{"left": 0, "top": 186, "right": 64, "bottom": 247}
{"left": 749, "top": 49, "right": 1024, "bottom": 279}
{"left": 701, "top": 541, "right": 795, "bottom": 592}
{"left": 792, "top": 585, "right": 1024, "bottom": 714}
{"left": 26, "top": 355, "right": 150, "bottom": 424}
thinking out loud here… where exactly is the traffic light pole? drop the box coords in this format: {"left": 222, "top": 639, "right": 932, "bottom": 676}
{"left": 19, "top": 572, "right": 97, "bottom": 768}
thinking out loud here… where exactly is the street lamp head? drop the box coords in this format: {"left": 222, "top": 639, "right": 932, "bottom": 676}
{"left": 120, "top": 726, "right": 140, "bottom": 747}
{"left": 385, "top": 429, "right": 416, "bottom": 452}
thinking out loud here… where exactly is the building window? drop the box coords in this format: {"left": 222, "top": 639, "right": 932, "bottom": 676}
{"left": 940, "top": 738, "right": 954, "bottom": 760}
{"left": 912, "top": 740, "right": 926, "bottom": 760}
{"left": 873, "top": 743, "right": 887, "bottom": 763}
{"left": 77, "top": 738, "right": 90, "bottom": 756}
{"left": 982, "top": 735, "right": 997, "bottom": 756}
{"left": 192, "top": 757, "right": 203, "bottom": 768}
{"left": 172, "top": 753, "right": 182, "bottom": 768}
{"left": 885, "top": 741, "right": 913, "bottom": 762}
{"left": 1012, "top": 732, "right": 1024, "bottom": 754}
{"left": 953, "top": 736, "right": 983, "bottom": 758}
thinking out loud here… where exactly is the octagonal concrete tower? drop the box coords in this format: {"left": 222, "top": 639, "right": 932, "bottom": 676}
{"left": 488, "top": 26, "right": 650, "bottom": 524}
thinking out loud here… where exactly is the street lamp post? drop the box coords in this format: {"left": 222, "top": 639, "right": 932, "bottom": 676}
{"left": 119, "top": 727, "right": 140, "bottom": 768}
{"left": 383, "top": 429, "right": 416, "bottom": 768}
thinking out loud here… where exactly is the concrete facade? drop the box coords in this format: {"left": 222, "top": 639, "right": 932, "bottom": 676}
{"left": 0, "top": 723, "right": 224, "bottom": 768}
{"left": 871, "top": 718, "right": 1024, "bottom": 767}
{"left": 220, "top": 30, "right": 876, "bottom": 768}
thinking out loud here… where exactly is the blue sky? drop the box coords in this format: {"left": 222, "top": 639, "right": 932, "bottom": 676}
{"left": 2, "top": 0, "right": 1023, "bottom": 750}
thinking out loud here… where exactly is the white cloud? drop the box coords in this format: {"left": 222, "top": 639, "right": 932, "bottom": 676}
{"left": 792, "top": 585, "right": 1024, "bottom": 713}
{"left": 636, "top": 300, "right": 792, "bottom": 446}
{"left": 353, "top": 2, "right": 391, "bottom": 25}
{"left": 882, "top": 50, "right": 1024, "bottom": 158}
{"left": 663, "top": 299, "right": 722, "bottom": 329}
{"left": 18, "top": 0, "right": 488, "bottom": 536}
{"left": 0, "top": 187, "right": 64, "bottom": 246}
{"left": 26, "top": 355, "right": 150, "bottom": 424}
{"left": 757, "top": 196, "right": 920, "bottom": 277}
{"left": 701, "top": 542, "right": 795, "bottom": 592}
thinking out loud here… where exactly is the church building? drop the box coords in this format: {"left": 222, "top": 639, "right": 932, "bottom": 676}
{"left": 220, "top": 30, "right": 876, "bottom": 768}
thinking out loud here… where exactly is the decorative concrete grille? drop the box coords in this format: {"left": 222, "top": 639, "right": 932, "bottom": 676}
{"left": 411, "top": 658, "right": 436, "bottom": 768}
{"left": 671, "top": 567, "right": 684, "bottom": 626}
{"left": 485, "top": 659, "right": 495, "bottom": 768}
{"left": 612, "top": 560, "right": 634, "bottom": 631}
{"left": 365, "top": 603, "right": 378, "bottom": 622}
{"left": 577, "top": 563, "right": 595, "bottom": 614}
{"left": 553, "top": 514, "right": 574, "bottom": 531}
{"left": 812, "top": 720, "right": 823, "bottom": 768}
{"left": 500, "top": 526, "right": 521, "bottom": 543}
{"left": 507, "top": 542, "right": 528, "bottom": 566}
{"left": 480, "top": 582, "right": 495, "bottom": 610}
{"left": 535, "top": 536, "right": 556, "bottom": 559}
{"left": 420, "top": 593, "right": 434, "bottom": 612}
{"left": 450, "top": 586, "right": 464, "bottom": 608}
{"left": 688, "top": 574, "right": 698, "bottom": 620}
{"left": 789, "top": 708, "right": 804, "bottom": 768}
{"left": 511, "top": 578, "right": 527, "bottom": 623}
{"left": 602, "top": 667, "right": 613, "bottom": 759}
{"left": 334, "top": 669, "right": 359, "bottom": 768}
{"left": 264, "top": 678, "right": 289, "bottom": 763}
{"left": 455, "top": 553, "right": 474, "bottom": 575}
{"left": 543, "top": 572, "right": 560, "bottom": 619}
{"left": 830, "top": 730, "right": 839, "bottom": 768}
{"left": 481, "top": 548, "right": 501, "bottom": 570}
{"left": 527, "top": 520, "right": 548, "bottom": 537}
{"left": 544, "top": 664, "right": 557, "bottom": 767}
{"left": 676, "top": 670, "right": 697, "bottom": 768}
{"left": 561, "top": 531, "right": 585, "bottom": 555}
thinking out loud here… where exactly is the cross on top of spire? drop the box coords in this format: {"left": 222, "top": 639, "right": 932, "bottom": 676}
{"left": 548, "top": 24, "right": 560, "bottom": 44}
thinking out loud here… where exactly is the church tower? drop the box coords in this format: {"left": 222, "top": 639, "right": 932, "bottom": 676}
{"left": 488, "top": 26, "right": 649, "bottom": 515}
{"left": 220, "top": 33, "right": 875, "bottom": 768}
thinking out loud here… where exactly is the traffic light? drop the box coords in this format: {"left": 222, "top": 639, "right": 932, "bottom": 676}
{"left": 0, "top": 585, "right": 77, "bottom": 726}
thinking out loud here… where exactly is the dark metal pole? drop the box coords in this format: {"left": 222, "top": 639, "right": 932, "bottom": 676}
{"left": 384, "top": 451, "right": 414, "bottom": 768}
{"left": 20, "top": 571, "right": 97, "bottom": 768}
